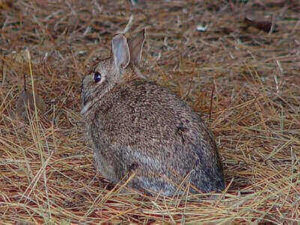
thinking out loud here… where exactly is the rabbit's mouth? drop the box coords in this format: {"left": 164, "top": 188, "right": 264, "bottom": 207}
{"left": 81, "top": 87, "right": 107, "bottom": 116}
{"left": 81, "top": 89, "right": 97, "bottom": 115}
{"left": 81, "top": 89, "right": 95, "bottom": 116}
{"left": 81, "top": 89, "right": 90, "bottom": 115}
{"left": 81, "top": 101, "right": 92, "bottom": 115}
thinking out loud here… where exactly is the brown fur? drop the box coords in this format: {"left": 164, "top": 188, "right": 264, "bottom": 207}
{"left": 81, "top": 30, "right": 225, "bottom": 196}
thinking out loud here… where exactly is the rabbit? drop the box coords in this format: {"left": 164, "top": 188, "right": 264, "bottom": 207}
{"left": 81, "top": 29, "right": 225, "bottom": 196}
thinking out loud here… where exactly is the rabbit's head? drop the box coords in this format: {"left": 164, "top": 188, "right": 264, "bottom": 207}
{"left": 81, "top": 29, "right": 145, "bottom": 115}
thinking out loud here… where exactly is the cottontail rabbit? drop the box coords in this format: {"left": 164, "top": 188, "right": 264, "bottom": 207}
{"left": 81, "top": 29, "right": 225, "bottom": 196}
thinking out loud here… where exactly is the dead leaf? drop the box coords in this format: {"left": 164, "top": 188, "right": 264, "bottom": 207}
{"left": 244, "top": 15, "right": 278, "bottom": 33}
{"left": 0, "top": 0, "right": 13, "bottom": 10}
{"left": 15, "top": 89, "right": 46, "bottom": 122}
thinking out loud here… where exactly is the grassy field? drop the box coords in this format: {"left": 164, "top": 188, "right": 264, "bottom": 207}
{"left": 0, "top": 0, "right": 299, "bottom": 224}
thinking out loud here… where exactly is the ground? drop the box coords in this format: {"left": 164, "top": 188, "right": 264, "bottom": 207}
{"left": 0, "top": 0, "right": 299, "bottom": 224}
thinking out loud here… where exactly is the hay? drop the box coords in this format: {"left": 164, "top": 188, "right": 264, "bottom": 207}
{"left": 0, "top": 0, "right": 299, "bottom": 223}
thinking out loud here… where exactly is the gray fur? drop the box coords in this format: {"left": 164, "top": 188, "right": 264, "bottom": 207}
{"left": 81, "top": 30, "right": 225, "bottom": 196}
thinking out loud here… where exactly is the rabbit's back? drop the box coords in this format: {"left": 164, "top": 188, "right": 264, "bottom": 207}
{"left": 89, "top": 79, "right": 224, "bottom": 194}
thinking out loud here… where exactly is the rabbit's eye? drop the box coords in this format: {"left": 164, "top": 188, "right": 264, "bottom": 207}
{"left": 94, "top": 72, "right": 102, "bottom": 83}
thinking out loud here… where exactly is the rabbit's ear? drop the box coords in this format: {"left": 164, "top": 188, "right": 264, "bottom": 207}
{"left": 112, "top": 34, "right": 130, "bottom": 69}
{"left": 128, "top": 29, "right": 145, "bottom": 65}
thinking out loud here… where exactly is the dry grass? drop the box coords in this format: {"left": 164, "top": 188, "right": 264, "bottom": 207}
{"left": 0, "top": 0, "right": 299, "bottom": 224}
